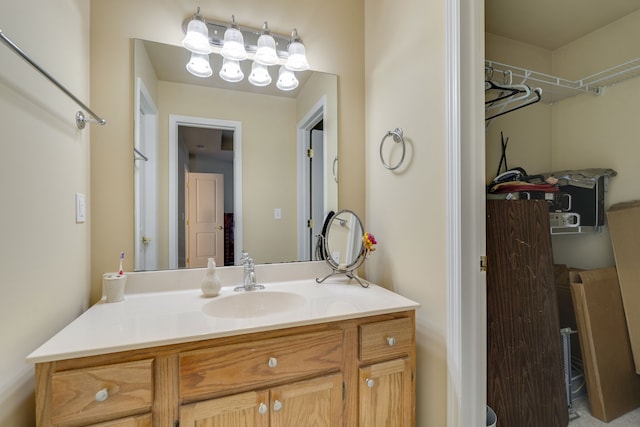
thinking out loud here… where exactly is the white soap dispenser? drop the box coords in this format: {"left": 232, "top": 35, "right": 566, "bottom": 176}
{"left": 201, "top": 258, "right": 222, "bottom": 297}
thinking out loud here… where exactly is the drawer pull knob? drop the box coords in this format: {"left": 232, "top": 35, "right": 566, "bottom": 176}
{"left": 273, "top": 400, "right": 283, "bottom": 412}
{"left": 258, "top": 402, "right": 268, "bottom": 415}
{"left": 268, "top": 357, "right": 278, "bottom": 368}
{"left": 95, "top": 388, "right": 109, "bottom": 402}
{"left": 365, "top": 378, "right": 375, "bottom": 388}
{"left": 387, "top": 337, "right": 397, "bottom": 346}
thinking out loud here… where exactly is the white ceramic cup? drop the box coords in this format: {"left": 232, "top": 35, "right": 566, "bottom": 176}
{"left": 103, "top": 273, "right": 127, "bottom": 303}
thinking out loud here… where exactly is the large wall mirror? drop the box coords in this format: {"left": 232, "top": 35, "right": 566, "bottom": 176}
{"left": 133, "top": 39, "right": 339, "bottom": 271}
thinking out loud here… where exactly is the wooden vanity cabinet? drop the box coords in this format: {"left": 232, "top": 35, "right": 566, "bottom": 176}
{"left": 34, "top": 311, "right": 415, "bottom": 427}
{"left": 358, "top": 318, "right": 415, "bottom": 427}
{"left": 180, "top": 373, "right": 343, "bottom": 427}
{"left": 178, "top": 330, "right": 344, "bottom": 427}
{"left": 37, "top": 359, "right": 154, "bottom": 427}
{"left": 178, "top": 330, "right": 343, "bottom": 401}
{"left": 85, "top": 414, "right": 152, "bottom": 427}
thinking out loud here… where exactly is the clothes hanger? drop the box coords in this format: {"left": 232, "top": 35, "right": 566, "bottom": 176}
{"left": 485, "top": 87, "right": 542, "bottom": 121}
{"left": 486, "top": 81, "right": 532, "bottom": 109}
{"left": 485, "top": 80, "right": 523, "bottom": 104}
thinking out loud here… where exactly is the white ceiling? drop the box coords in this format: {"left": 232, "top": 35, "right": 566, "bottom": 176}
{"left": 485, "top": 0, "right": 640, "bottom": 50}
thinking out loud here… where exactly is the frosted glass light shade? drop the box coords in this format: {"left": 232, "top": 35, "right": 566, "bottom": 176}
{"left": 220, "top": 26, "right": 248, "bottom": 61}
{"left": 248, "top": 62, "right": 272, "bottom": 86}
{"left": 277, "top": 66, "right": 298, "bottom": 91}
{"left": 254, "top": 33, "right": 279, "bottom": 66}
{"left": 182, "top": 18, "right": 212, "bottom": 54}
{"left": 186, "top": 53, "right": 213, "bottom": 78}
{"left": 285, "top": 41, "right": 309, "bottom": 71}
{"left": 219, "top": 58, "right": 244, "bottom": 82}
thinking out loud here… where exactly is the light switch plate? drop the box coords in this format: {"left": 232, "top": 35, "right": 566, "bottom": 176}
{"left": 274, "top": 208, "right": 282, "bottom": 220}
{"left": 75, "top": 193, "right": 86, "bottom": 223}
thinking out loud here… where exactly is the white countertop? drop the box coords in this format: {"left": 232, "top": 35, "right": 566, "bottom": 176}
{"left": 27, "top": 265, "right": 419, "bottom": 363}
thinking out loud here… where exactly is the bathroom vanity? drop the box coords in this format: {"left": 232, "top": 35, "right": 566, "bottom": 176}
{"left": 28, "top": 264, "right": 418, "bottom": 427}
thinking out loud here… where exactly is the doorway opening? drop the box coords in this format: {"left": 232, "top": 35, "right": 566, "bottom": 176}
{"left": 169, "top": 115, "right": 243, "bottom": 268}
{"left": 180, "top": 127, "right": 231, "bottom": 268}
{"left": 297, "top": 97, "right": 329, "bottom": 261}
{"left": 134, "top": 78, "right": 158, "bottom": 271}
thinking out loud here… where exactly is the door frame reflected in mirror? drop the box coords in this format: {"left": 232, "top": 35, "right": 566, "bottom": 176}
{"left": 134, "top": 77, "right": 159, "bottom": 271}
{"left": 168, "top": 115, "right": 243, "bottom": 268}
{"left": 297, "top": 96, "right": 328, "bottom": 261}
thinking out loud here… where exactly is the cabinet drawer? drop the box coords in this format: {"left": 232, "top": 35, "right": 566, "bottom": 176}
{"left": 359, "top": 318, "right": 413, "bottom": 362}
{"left": 179, "top": 330, "right": 343, "bottom": 400}
{"left": 51, "top": 359, "right": 153, "bottom": 426}
{"left": 88, "top": 413, "right": 152, "bottom": 427}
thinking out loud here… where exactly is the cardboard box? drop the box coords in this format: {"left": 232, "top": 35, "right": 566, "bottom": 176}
{"left": 569, "top": 268, "right": 640, "bottom": 422}
{"left": 607, "top": 201, "right": 640, "bottom": 373}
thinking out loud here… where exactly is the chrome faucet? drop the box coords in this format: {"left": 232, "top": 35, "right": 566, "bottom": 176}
{"left": 235, "top": 252, "right": 264, "bottom": 291}
{"left": 243, "top": 257, "right": 257, "bottom": 290}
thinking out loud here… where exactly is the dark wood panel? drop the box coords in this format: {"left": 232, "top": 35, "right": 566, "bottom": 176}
{"left": 486, "top": 200, "right": 568, "bottom": 427}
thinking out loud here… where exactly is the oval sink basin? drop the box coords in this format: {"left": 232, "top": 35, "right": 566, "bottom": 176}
{"left": 202, "top": 291, "right": 307, "bottom": 318}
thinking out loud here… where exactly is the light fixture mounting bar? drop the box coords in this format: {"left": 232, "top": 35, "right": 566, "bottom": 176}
{"left": 182, "top": 18, "right": 293, "bottom": 58}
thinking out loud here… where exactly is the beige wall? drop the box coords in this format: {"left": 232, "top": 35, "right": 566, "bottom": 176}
{"left": 550, "top": 10, "right": 640, "bottom": 269}
{"left": 133, "top": 39, "right": 159, "bottom": 103}
{"left": 485, "top": 34, "right": 553, "bottom": 182}
{"left": 0, "top": 1, "right": 91, "bottom": 425}
{"left": 552, "top": 9, "right": 640, "bottom": 80}
{"left": 486, "top": 10, "right": 640, "bottom": 270}
{"left": 90, "top": 0, "right": 365, "bottom": 302}
{"left": 486, "top": 33, "right": 553, "bottom": 74}
{"left": 364, "top": 0, "right": 448, "bottom": 424}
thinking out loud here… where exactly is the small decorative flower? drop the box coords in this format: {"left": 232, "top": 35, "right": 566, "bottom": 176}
{"left": 362, "top": 232, "right": 377, "bottom": 252}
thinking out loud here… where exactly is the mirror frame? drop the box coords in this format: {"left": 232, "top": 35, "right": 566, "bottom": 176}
{"left": 133, "top": 39, "right": 339, "bottom": 270}
{"left": 315, "top": 209, "right": 368, "bottom": 287}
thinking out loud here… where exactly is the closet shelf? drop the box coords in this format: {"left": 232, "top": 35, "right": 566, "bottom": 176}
{"left": 486, "top": 58, "right": 640, "bottom": 104}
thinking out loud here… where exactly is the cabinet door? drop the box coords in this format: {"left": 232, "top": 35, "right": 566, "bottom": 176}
{"left": 180, "top": 390, "right": 269, "bottom": 427}
{"left": 271, "top": 373, "right": 343, "bottom": 427}
{"left": 359, "top": 358, "right": 412, "bottom": 427}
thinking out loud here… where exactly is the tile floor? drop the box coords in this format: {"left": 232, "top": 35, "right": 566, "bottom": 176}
{"left": 568, "top": 396, "right": 640, "bottom": 427}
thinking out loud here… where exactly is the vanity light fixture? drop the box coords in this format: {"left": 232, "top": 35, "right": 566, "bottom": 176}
{"left": 276, "top": 65, "right": 299, "bottom": 91}
{"left": 254, "top": 22, "right": 279, "bottom": 66}
{"left": 219, "top": 58, "right": 244, "bottom": 82}
{"left": 186, "top": 52, "right": 213, "bottom": 78}
{"left": 248, "top": 62, "right": 272, "bottom": 86}
{"left": 181, "top": 8, "right": 212, "bottom": 55}
{"left": 220, "top": 15, "right": 247, "bottom": 61}
{"left": 285, "top": 29, "right": 310, "bottom": 72}
{"left": 181, "top": 10, "right": 309, "bottom": 91}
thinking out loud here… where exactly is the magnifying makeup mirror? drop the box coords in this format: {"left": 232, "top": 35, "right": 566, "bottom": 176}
{"left": 315, "top": 209, "right": 369, "bottom": 287}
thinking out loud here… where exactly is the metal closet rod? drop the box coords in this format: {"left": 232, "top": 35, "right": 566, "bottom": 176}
{"left": 0, "top": 29, "right": 106, "bottom": 129}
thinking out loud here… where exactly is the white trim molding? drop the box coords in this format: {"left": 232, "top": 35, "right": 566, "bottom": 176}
{"left": 446, "top": 0, "right": 486, "bottom": 426}
{"left": 296, "top": 96, "right": 327, "bottom": 261}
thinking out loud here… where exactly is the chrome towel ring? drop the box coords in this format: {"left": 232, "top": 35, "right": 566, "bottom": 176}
{"left": 379, "top": 128, "right": 406, "bottom": 170}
